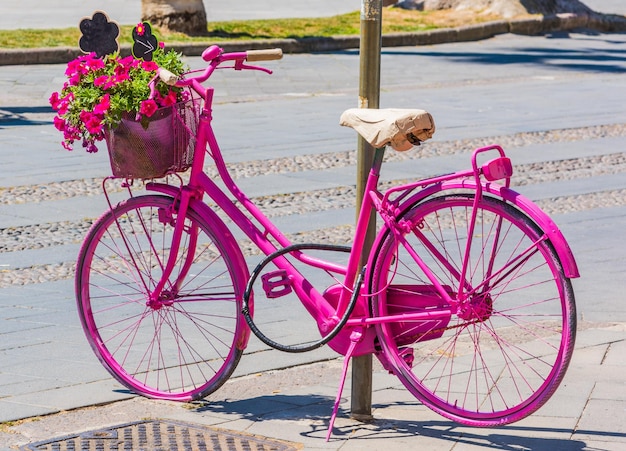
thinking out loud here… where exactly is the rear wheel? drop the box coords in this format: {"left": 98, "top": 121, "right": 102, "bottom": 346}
{"left": 370, "top": 194, "right": 576, "bottom": 426}
{"left": 76, "top": 195, "right": 248, "bottom": 401}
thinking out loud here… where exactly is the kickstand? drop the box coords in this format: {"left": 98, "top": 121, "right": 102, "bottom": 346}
{"left": 326, "top": 329, "right": 364, "bottom": 441}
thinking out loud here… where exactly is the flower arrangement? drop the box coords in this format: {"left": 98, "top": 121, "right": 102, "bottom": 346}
{"left": 50, "top": 44, "right": 188, "bottom": 152}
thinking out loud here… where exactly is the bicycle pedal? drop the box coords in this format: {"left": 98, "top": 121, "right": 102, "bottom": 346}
{"left": 261, "top": 269, "right": 293, "bottom": 298}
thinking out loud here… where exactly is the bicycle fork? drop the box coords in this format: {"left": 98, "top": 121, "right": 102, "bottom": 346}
{"left": 147, "top": 186, "right": 198, "bottom": 308}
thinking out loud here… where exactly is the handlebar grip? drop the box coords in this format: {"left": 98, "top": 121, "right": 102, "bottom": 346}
{"left": 158, "top": 68, "right": 178, "bottom": 86}
{"left": 246, "top": 48, "right": 283, "bottom": 62}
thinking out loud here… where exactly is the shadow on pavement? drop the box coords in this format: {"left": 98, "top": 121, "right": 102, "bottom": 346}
{"left": 188, "top": 393, "right": 626, "bottom": 449}
{"left": 0, "top": 106, "right": 54, "bottom": 127}
{"left": 375, "top": 31, "right": 626, "bottom": 74}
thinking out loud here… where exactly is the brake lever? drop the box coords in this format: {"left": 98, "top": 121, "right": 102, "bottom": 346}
{"left": 233, "top": 60, "right": 273, "bottom": 74}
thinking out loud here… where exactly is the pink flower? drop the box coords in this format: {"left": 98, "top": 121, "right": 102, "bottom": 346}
{"left": 159, "top": 90, "right": 178, "bottom": 107}
{"left": 118, "top": 55, "right": 139, "bottom": 70}
{"left": 95, "top": 73, "right": 128, "bottom": 89}
{"left": 85, "top": 56, "right": 104, "bottom": 71}
{"left": 114, "top": 73, "right": 130, "bottom": 83}
{"left": 113, "top": 65, "right": 128, "bottom": 78}
{"left": 64, "top": 59, "right": 85, "bottom": 79}
{"left": 142, "top": 60, "right": 158, "bottom": 72}
{"left": 64, "top": 60, "right": 79, "bottom": 77}
{"left": 79, "top": 110, "right": 91, "bottom": 122}
{"left": 139, "top": 99, "right": 158, "bottom": 117}
{"left": 94, "top": 94, "right": 110, "bottom": 115}
{"left": 50, "top": 92, "right": 73, "bottom": 115}
{"left": 80, "top": 110, "right": 104, "bottom": 135}
{"left": 64, "top": 54, "right": 104, "bottom": 85}
{"left": 49, "top": 92, "right": 60, "bottom": 108}
{"left": 85, "top": 142, "right": 99, "bottom": 153}
{"left": 93, "top": 75, "right": 110, "bottom": 88}
{"left": 53, "top": 116, "right": 66, "bottom": 131}
{"left": 80, "top": 53, "right": 104, "bottom": 70}
{"left": 63, "top": 125, "right": 81, "bottom": 142}
{"left": 85, "top": 118, "right": 103, "bottom": 135}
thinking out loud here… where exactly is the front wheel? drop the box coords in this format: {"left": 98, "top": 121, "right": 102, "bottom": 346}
{"left": 76, "top": 195, "right": 249, "bottom": 401}
{"left": 369, "top": 194, "right": 576, "bottom": 426}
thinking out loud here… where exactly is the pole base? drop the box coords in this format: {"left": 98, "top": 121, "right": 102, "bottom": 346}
{"left": 350, "top": 412, "right": 374, "bottom": 422}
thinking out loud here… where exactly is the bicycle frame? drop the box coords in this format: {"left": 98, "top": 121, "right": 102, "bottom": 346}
{"left": 142, "top": 97, "right": 433, "bottom": 358}
{"left": 144, "top": 49, "right": 579, "bottom": 359}
{"left": 147, "top": 83, "right": 386, "bottom": 356}
{"left": 77, "top": 46, "right": 579, "bottom": 440}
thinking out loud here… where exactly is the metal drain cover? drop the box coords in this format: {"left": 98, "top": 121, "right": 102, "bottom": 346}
{"left": 20, "top": 419, "right": 300, "bottom": 451}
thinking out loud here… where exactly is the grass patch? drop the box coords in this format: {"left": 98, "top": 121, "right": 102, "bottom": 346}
{"left": 0, "top": 9, "right": 504, "bottom": 49}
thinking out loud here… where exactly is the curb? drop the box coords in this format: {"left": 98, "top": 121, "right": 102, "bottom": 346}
{"left": 0, "top": 12, "right": 625, "bottom": 66}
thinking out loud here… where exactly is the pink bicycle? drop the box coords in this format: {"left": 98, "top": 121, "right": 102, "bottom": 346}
{"left": 76, "top": 45, "right": 578, "bottom": 437}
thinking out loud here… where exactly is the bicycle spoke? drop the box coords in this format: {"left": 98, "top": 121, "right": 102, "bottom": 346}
{"left": 77, "top": 195, "right": 247, "bottom": 400}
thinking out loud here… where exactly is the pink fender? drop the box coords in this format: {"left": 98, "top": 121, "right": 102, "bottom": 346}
{"left": 375, "top": 179, "right": 579, "bottom": 279}
{"left": 481, "top": 182, "right": 579, "bottom": 278}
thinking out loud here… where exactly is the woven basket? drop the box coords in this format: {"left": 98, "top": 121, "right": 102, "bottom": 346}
{"left": 104, "top": 99, "right": 200, "bottom": 179}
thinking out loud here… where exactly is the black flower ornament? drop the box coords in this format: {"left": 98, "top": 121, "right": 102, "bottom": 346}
{"left": 79, "top": 11, "right": 120, "bottom": 58}
{"left": 132, "top": 22, "right": 159, "bottom": 61}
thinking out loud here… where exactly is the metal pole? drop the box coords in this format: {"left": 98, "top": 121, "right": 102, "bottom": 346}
{"left": 351, "top": 0, "right": 382, "bottom": 422}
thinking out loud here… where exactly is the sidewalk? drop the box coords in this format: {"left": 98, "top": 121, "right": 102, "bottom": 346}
{"left": 1, "top": 2, "right": 625, "bottom": 451}
{"left": 4, "top": 324, "right": 626, "bottom": 450}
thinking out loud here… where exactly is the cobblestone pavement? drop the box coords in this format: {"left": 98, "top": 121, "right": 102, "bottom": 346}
{"left": 2, "top": 124, "right": 626, "bottom": 287}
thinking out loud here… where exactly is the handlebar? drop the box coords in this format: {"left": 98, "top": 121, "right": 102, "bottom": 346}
{"left": 158, "top": 45, "right": 283, "bottom": 88}
{"left": 243, "top": 48, "right": 284, "bottom": 62}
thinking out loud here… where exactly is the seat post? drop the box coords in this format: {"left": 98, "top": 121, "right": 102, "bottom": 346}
{"left": 371, "top": 146, "right": 385, "bottom": 175}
